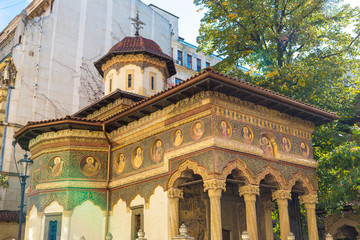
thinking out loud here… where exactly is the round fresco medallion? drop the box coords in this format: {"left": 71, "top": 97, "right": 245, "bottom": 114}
{"left": 114, "top": 153, "right": 126, "bottom": 174}
{"left": 241, "top": 126, "right": 254, "bottom": 144}
{"left": 281, "top": 136, "right": 291, "bottom": 153}
{"left": 191, "top": 121, "right": 205, "bottom": 140}
{"left": 260, "top": 135, "right": 274, "bottom": 158}
{"left": 150, "top": 139, "right": 164, "bottom": 163}
{"left": 219, "top": 120, "right": 232, "bottom": 138}
{"left": 132, "top": 147, "right": 143, "bottom": 169}
{"left": 300, "top": 141, "right": 310, "bottom": 158}
{"left": 48, "top": 156, "right": 64, "bottom": 177}
{"left": 172, "top": 129, "right": 184, "bottom": 147}
{"left": 80, "top": 156, "right": 101, "bottom": 177}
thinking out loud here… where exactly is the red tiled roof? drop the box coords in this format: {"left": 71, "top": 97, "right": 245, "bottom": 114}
{"left": 109, "top": 36, "right": 172, "bottom": 60}
{"left": 0, "top": 211, "right": 24, "bottom": 222}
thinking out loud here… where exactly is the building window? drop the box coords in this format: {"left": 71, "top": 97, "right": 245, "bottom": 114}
{"left": 126, "top": 70, "right": 134, "bottom": 90}
{"left": 131, "top": 206, "right": 144, "bottom": 240}
{"left": 177, "top": 50, "right": 183, "bottom": 65}
{"left": 197, "top": 58, "right": 201, "bottom": 71}
{"left": 44, "top": 214, "right": 62, "bottom": 240}
{"left": 206, "top": 62, "right": 210, "bottom": 68}
{"left": 149, "top": 72, "right": 156, "bottom": 92}
{"left": 187, "top": 54, "right": 192, "bottom": 69}
{"left": 109, "top": 78, "right": 112, "bottom": 92}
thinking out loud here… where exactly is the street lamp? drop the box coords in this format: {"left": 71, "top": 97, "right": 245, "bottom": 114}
{"left": 17, "top": 153, "right": 33, "bottom": 240}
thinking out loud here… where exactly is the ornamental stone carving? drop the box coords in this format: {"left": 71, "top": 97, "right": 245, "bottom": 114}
{"left": 203, "top": 179, "right": 226, "bottom": 192}
{"left": 167, "top": 188, "right": 183, "bottom": 199}
{"left": 239, "top": 184, "right": 260, "bottom": 197}
{"left": 272, "top": 190, "right": 291, "bottom": 201}
{"left": 299, "top": 194, "right": 318, "bottom": 205}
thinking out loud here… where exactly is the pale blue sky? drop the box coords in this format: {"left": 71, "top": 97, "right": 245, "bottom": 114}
{"left": 0, "top": 0, "right": 359, "bottom": 46}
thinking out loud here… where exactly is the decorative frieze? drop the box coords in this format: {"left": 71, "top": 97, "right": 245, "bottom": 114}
{"left": 299, "top": 194, "right": 318, "bottom": 205}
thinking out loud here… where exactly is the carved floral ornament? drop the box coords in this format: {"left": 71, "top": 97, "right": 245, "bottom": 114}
{"left": 167, "top": 188, "right": 183, "bottom": 199}
{"left": 239, "top": 184, "right": 260, "bottom": 197}
{"left": 203, "top": 179, "right": 226, "bottom": 192}
{"left": 299, "top": 194, "right": 318, "bottom": 205}
{"left": 272, "top": 189, "right": 292, "bottom": 201}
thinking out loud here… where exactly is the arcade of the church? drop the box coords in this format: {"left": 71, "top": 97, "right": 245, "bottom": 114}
{"left": 14, "top": 27, "right": 337, "bottom": 240}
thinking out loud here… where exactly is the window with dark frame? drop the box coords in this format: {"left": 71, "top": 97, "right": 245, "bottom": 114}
{"left": 131, "top": 205, "right": 144, "bottom": 240}
{"left": 187, "top": 54, "right": 192, "bottom": 69}
{"left": 197, "top": 58, "right": 201, "bottom": 71}
{"left": 150, "top": 76, "right": 154, "bottom": 90}
{"left": 127, "top": 74, "right": 132, "bottom": 89}
{"left": 109, "top": 78, "right": 112, "bottom": 92}
{"left": 177, "top": 50, "right": 183, "bottom": 65}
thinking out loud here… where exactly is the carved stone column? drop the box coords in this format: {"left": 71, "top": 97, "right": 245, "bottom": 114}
{"left": 299, "top": 194, "right": 319, "bottom": 240}
{"left": 168, "top": 188, "right": 184, "bottom": 239}
{"left": 204, "top": 179, "right": 226, "bottom": 240}
{"left": 262, "top": 201, "right": 275, "bottom": 240}
{"left": 62, "top": 210, "right": 72, "bottom": 240}
{"left": 239, "top": 185, "right": 260, "bottom": 240}
{"left": 272, "top": 190, "right": 291, "bottom": 240}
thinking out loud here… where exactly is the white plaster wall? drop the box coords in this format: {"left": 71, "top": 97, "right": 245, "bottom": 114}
{"left": 109, "top": 198, "right": 131, "bottom": 240}
{"left": 144, "top": 186, "right": 169, "bottom": 240}
{"left": 69, "top": 200, "right": 105, "bottom": 240}
{"left": 25, "top": 205, "right": 42, "bottom": 240}
{"left": 143, "top": 66, "right": 165, "bottom": 96}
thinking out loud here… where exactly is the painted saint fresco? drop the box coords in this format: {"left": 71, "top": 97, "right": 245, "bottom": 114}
{"left": 241, "top": 126, "right": 253, "bottom": 143}
{"left": 150, "top": 139, "right": 164, "bottom": 163}
{"left": 300, "top": 141, "right": 310, "bottom": 158}
{"left": 281, "top": 136, "right": 291, "bottom": 153}
{"left": 172, "top": 129, "right": 184, "bottom": 147}
{"left": 191, "top": 121, "right": 204, "bottom": 140}
{"left": 80, "top": 156, "right": 100, "bottom": 176}
{"left": 260, "top": 135, "right": 274, "bottom": 157}
{"left": 219, "top": 120, "right": 232, "bottom": 138}
{"left": 48, "top": 156, "right": 64, "bottom": 177}
{"left": 132, "top": 147, "right": 143, "bottom": 169}
{"left": 115, "top": 153, "right": 126, "bottom": 174}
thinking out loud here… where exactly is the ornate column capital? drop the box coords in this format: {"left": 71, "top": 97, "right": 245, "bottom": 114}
{"left": 167, "top": 188, "right": 183, "bottom": 199}
{"left": 299, "top": 194, "right": 318, "bottom": 205}
{"left": 203, "top": 179, "right": 226, "bottom": 193}
{"left": 272, "top": 190, "right": 291, "bottom": 201}
{"left": 239, "top": 184, "right": 260, "bottom": 197}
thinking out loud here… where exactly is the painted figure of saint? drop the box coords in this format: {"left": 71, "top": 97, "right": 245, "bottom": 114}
{"left": 48, "top": 157, "right": 64, "bottom": 177}
{"left": 173, "top": 129, "right": 184, "bottom": 147}
{"left": 82, "top": 157, "right": 100, "bottom": 176}
{"left": 260, "top": 136, "right": 273, "bottom": 157}
{"left": 151, "top": 140, "right": 164, "bottom": 163}
{"left": 132, "top": 147, "right": 143, "bottom": 169}
{"left": 192, "top": 121, "right": 204, "bottom": 140}
{"left": 220, "top": 120, "right": 231, "bottom": 138}
{"left": 300, "top": 142, "right": 309, "bottom": 157}
{"left": 241, "top": 126, "right": 253, "bottom": 143}
{"left": 115, "top": 153, "right": 126, "bottom": 174}
{"left": 282, "top": 137, "right": 291, "bottom": 153}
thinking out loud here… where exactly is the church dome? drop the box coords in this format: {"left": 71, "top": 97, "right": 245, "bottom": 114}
{"left": 94, "top": 36, "right": 176, "bottom": 77}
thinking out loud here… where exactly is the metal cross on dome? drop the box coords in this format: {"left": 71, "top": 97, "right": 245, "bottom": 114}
{"left": 130, "top": 11, "right": 145, "bottom": 37}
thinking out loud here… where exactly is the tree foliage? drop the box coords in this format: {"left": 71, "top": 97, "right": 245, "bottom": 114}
{"left": 194, "top": 0, "right": 360, "bottom": 212}
{"left": 0, "top": 174, "right": 8, "bottom": 188}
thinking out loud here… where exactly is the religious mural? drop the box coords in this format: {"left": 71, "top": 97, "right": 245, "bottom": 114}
{"left": 300, "top": 142, "right": 310, "bottom": 158}
{"left": 281, "top": 136, "right": 291, "bottom": 153}
{"left": 241, "top": 126, "right": 253, "bottom": 144}
{"left": 48, "top": 156, "right": 64, "bottom": 177}
{"left": 80, "top": 156, "right": 101, "bottom": 176}
{"left": 260, "top": 135, "right": 274, "bottom": 158}
{"left": 150, "top": 139, "right": 164, "bottom": 163}
{"left": 219, "top": 120, "right": 232, "bottom": 138}
{"left": 115, "top": 153, "right": 126, "bottom": 174}
{"left": 132, "top": 147, "right": 143, "bottom": 169}
{"left": 191, "top": 121, "right": 205, "bottom": 140}
{"left": 172, "top": 129, "right": 184, "bottom": 147}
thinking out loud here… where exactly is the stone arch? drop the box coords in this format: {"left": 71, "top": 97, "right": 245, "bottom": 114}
{"left": 167, "top": 159, "right": 211, "bottom": 189}
{"left": 129, "top": 192, "right": 146, "bottom": 208}
{"left": 147, "top": 184, "right": 165, "bottom": 204}
{"left": 41, "top": 199, "right": 64, "bottom": 212}
{"left": 255, "top": 164, "right": 286, "bottom": 189}
{"left": 219, "top": 158, "right": 255, "bottom": 184}
{"left": 288, "top": 171, "right": 316, "bottom": 194}
{"left": 329, "top": 218, "right": 360, "bottom": 238}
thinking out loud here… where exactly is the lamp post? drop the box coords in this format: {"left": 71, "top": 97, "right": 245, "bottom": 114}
{"left": 17, "top": 153, "right": 33, "bottom": 240}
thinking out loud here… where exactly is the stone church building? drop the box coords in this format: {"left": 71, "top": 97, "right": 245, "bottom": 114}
{"left": 14, "top": 32, "right": 337, "bottom": 240}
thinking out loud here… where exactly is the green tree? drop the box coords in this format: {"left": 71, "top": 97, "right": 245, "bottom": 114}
{"left": 0, "top": 174, "right": 8, "bottom": 188}
{"left": 194, "top": 0, "right": 360, "bottom": 212}
{"left": 195, "top": 0, "right": 360, "bottom": 112}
